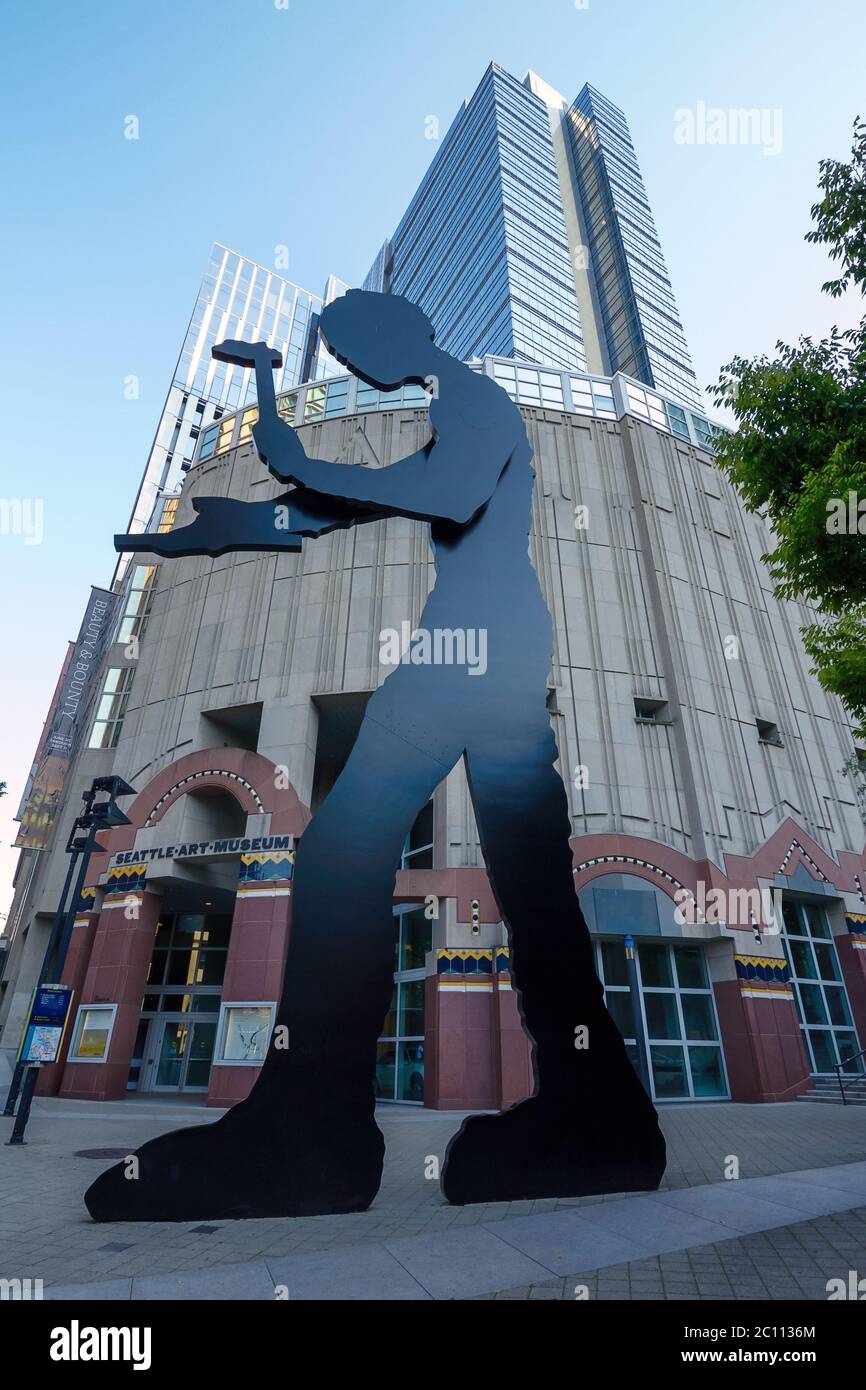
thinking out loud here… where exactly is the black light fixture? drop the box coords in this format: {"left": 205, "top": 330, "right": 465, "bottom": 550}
{"left": 91, "top": 775, "right": 137, "bottom": 797}
{"left": 88, "top": 797, "right": 132, "bottom": 831}
{"left": 5, "top": 771, "right": 137, "bottom": 1142}
{"left": 86, "top": 774, "right": 136, "bottom": 832}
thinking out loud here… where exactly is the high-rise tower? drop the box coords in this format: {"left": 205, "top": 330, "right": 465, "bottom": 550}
{"left": 366, "top": 63, "right": 701, "bottom": 407}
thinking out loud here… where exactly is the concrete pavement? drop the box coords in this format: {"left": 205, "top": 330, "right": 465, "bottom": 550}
{"left": 39, "top": 1160, "right": 866, "bottom": 1301}
{"left": 2, "top": 1093, "right": 866, "bottom": 1299}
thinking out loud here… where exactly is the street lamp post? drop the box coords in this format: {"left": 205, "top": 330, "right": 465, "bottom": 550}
{"left": 4, "top": 776, "right": 135, "bottom": 1143}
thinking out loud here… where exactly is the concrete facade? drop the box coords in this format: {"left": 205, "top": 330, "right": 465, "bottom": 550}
{"left": 2, "top": 379, "right": 865, "bottom": 1109}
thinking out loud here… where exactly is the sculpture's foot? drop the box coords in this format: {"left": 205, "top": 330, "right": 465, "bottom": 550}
{"left": 441, "top": 1093, "right": 666, "bottom": 1205}
{"left": 84, "top": 1096, "right": 384, "bottom": 1222}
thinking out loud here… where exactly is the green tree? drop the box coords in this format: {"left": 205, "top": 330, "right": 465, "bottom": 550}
{"left": 710, "top": 118, "right": 866, "bottom": 739}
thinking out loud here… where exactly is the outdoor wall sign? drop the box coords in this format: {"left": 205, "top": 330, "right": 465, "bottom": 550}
{"left": 107, "top": 835, "right": 294, "bottom": 869}
{"left": 17, "top": 984, "right": 75, "bottom": 1065}
{"left": 86, "top": 290, "right": 666, "bottom": 1221}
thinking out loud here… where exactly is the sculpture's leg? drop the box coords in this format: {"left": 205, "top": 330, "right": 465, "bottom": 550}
{"left": 85, "top": 698, "right": 458, "bottom": 1221}
{"left": 442, "top": 701, "right": 667, "bottom": 1204}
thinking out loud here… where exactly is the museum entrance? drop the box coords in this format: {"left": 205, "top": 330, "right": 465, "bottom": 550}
{"left": 597, "top": 938, "right": 730, "bottom": 1101}
{"left": 128, "top": 909, "right": 232, "bottom": 1094}
{"left": 146, "top": 1016, "right": 219, "bottom": 1092}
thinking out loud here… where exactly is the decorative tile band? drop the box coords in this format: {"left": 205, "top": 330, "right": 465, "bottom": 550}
{"left": 734, "top": 955, "right": 790, "bottom": 984}
{"left": 436, "top": 948, "right": 510, "bottom": 975}
{"left": 739, "top": 984, "right": 795, "bottom": 1001}
{"left": 238, "top": 850, "right": 295, "bottom": 884}
{"left": 236, "top": 883, "right": 292, "bottom": 900}
{"left": 777, "top": 839, "right": 829, "bottom": 882}
{"left": 106, "top": 864, "right": 148, "bottom": 895}
{"left": 102, "top": 892, "right": 144, "bottom": 912}
{"left": 145, "top": 770, "right": 265, "bottom": 827}
{"left": 573, "top": 854, "right": 699, "bottom": 911}
{"left": 847, "top": 914, "right": 866, "bottom": 950}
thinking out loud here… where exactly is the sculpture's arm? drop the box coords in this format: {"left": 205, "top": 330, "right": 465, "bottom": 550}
{"left": 114, "top": 490, "right": 384, "bottom": 559}
{"left": 211, "top": 338, "right": 513, "bottom": 527}
{"left": 278, "top": 435, "right": 510, "bottom": 528}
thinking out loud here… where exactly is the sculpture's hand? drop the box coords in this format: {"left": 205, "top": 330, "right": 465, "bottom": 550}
{"left": 114, "top": 490, "right": 387, "bottom": 560}
{"left": 114, "top": 495, "right": 303, "bottom": 558}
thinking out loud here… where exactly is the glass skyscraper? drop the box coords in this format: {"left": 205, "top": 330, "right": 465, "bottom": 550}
{"left": 364, "top": 64, "right": 589, "bottom": 371}
{"left": 563, "top": 84, "right": 701, "bottom": 407}
{"left": 365, "top": 63, "right": 701, "bottom": 408}
{"left": 117, "top": 245, "right": 347, "bottom": 575}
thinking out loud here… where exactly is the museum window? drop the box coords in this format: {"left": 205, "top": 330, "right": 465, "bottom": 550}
{"left": 598, "top": 940, "right": 728, "bottom": 1100}
{"left": 304, "top": 384, "right": 327, "bottom": 421}
{"left": 781, "top": 899, "right": 862, "bottom": 1076}
{"left": 691, "top": 415, "right": 715, "bottom": 449}
{"left": 216, "top": 417, "right": 234, "bottom": 454}
{"left": 376, "top": 906, "right": 431, "bottom": 1103}
{"left": 157, "top": 495, "right": 180, "bottom": 533}
{"left": 237, "top": 406, "right": 259, "bottom": 443}
{"left": 401, "top": 799, "right": 434, "bottom": 870}
{"left": 634, "top": 696, "right": 670, "bottom": 724}
{"left": 88, "top": 667, "right": 135, "bottom": 749}
{"left": 199, "top": 422, "right": 219, "bottom": 460}
{"left": 666, "top": 401, "right": 690, "bottom": 439}
{"left": 146, "top": 913, "right": 231, "bottom": 990}
{"left": 324, "top": 378, "right": 349, "bottom": 418}
{"left": 756, "top": 718, "right": 783, "bottom": 747}
{"left": 116, "top": 564, "right": 158, "bottom": 645}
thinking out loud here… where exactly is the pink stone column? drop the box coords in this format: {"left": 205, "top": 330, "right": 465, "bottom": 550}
{"left": 492, "top": 974, "right": 533, "bottom": 1108}
{"left": 206, "top": 881, "right": 292, "bottom": 1107}
{"left": 37, "top": 908, "right": 99, "bottom": 1097}
{"left": 836, "top": 930, "right": 866, "bottom": 1056}
{"left": 713, "top": 978, "right": 810, "bottom": 1102}
{"left": 59, "top": 889, "right": 162, "bottom": 1101}
{"left": 425, "top": 972, "right": 499, "bottom": 1109}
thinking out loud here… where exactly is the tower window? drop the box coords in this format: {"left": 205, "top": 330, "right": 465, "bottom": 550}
{"left": 634, "top": 697, "right": 670, "bottom": 724}
{"left": 756, "top": 719, "right": 783, "bottom": 747}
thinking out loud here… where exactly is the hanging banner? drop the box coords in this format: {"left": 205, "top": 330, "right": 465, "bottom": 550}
{"left": 15, "top": 586, "right": 119, "bottom": 850}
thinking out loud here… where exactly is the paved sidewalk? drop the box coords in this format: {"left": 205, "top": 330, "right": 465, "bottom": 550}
{"left": 2, "top": 1094, "right": 865, "bottom": 1297}
{"left": 41, "top": 1162, "right": 866, "bottom": 1300}
{"left": 477, "top": 1204, "right": 866, "bottom": 1301}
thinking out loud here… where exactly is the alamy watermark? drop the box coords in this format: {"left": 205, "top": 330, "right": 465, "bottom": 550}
{"left": 674, "top": 883, "right": 781, "bottom": 931}
{"left": 826, "top": 492, "right": 866, "bottom": 534}
{"left": 674, "top": 102, "right": 783, "bottom": 157}
{"left": 0, "top": 497, "right": 43, "bottom": 545}
{"left": 379, "top": 621, "right": 487, "bottom": 675}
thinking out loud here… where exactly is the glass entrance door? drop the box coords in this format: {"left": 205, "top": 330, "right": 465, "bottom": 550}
{"left": 597, "top": 939, "right": 729, "bottom": 1100}
{"left": 781, "top": 899, "right": 863, "bottom": 1075}
{"left": 376, "top": 905, "right": 430, "bottom": 1103}
{"left": 128, "top": 909, "right": 230, "bottom": 1094}
{"left": 152, "top": 1017, "right": 217, "bottom": 1092}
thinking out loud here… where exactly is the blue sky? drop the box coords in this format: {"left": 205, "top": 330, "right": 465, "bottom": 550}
{"left": 1, "top": 0, "right": 865, "bottom": 919}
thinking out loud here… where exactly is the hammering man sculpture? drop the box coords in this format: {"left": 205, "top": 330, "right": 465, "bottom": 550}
{"left": 87, "top": 291, "right": 665, "bottom": 1221}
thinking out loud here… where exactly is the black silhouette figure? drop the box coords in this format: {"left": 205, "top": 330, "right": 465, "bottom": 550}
{"left": 87, "top": 291, "right": 665, "bottom": 1220}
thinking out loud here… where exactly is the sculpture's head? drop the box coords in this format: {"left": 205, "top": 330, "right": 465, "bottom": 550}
{"left": 319, "top": 290, "right": 436, "bottom": 391}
